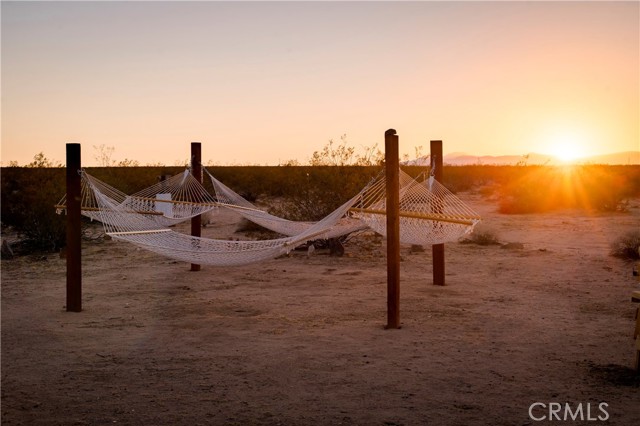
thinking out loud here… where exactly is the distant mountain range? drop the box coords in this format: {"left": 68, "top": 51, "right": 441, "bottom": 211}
{"left": 404, "top": 151, "right": 640, "bottom": 166}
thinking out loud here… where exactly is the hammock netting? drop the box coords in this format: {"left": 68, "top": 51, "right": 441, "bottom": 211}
{"left": 351, "top": 170, "right": 481, "bottom": 246}
{"left": 57, "top": 170, "right": 218, "bottom": 228}
{"left": 59, "top": 166, "right": 480, "bottom": 266}
{"left": 205, "top": 167, "right": 368, "bottom": 239}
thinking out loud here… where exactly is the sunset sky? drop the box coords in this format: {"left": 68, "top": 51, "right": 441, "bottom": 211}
{"left": 2, "top": 1, "right": 638, "bottom": 166}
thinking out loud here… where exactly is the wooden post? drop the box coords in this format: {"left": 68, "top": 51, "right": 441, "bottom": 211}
{"left": 66, "top": 143, "right": 82, "bottom": 312}
{"left": 190, "top": 142, "right": 202, "bottom": 271}
{"left": 385, "top": 129, "right": 400, "bottom": 329}
{"left": 430, "top": 140, "right": 445, "bottom": 286}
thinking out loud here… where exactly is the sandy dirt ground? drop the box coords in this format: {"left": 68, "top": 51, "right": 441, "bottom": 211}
{"left": 2, "top": 192, "right": 640, "bottom": 425}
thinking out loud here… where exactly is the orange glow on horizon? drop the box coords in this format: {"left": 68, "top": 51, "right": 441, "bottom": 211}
{"left": 498, "top": 164, "right": 634, "bottom": 215}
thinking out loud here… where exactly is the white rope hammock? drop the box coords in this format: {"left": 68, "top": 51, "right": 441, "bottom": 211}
{"left": 56, "top": 170, "right": 219, "bottom": 228}
{"left": 64, "top": 167, "right": 480, "bottom": 266}
{"left": 205, "top": 167, "right": 368, "bottom": 239}
{"left": 351, "top": 170, "right": 481, "bottom": 245}
{"left": 81, "top": 171, "right": 366, "bottom": 266}
{"left": 125, "top": 170, "right": 218, "bottom": 227}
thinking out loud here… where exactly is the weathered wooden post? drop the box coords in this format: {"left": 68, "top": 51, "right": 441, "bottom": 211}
{"left": 430, "top": 140, "right": 445, "bottom": 286}
{"left": 386, "top": 129, "right": 401, "bottom": 329}
{"left": 190, "top": 142, "right": 202, "bottom": 272}
{"left": 66, "top": 143, "right": 82, "bottom": 312}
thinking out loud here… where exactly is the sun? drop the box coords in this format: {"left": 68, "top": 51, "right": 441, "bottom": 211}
{"left": 554, "top": 143, "right": 580, "bottom": 162}
{"left": 547, "top": 131, "right": 588, "bottom": 162}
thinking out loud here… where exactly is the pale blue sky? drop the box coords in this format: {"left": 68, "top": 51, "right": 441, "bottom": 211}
{"left": 2, "top": 1, "right": 638, "bottom": 166}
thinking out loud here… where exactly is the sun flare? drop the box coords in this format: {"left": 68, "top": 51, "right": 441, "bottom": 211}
{"left": 547, "top": 131, "right": 588, "bottom": 162}
{"left": 554, "top": 144, "right": 581, "bottom": 162}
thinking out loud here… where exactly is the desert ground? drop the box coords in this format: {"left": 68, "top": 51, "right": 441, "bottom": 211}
{"left": 2, "top": 191, "right": 639, "bottom": 425}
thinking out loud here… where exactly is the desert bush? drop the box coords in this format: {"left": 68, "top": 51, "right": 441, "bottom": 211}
{"left": 460, "top": 225, "right": 501, "bottom": 246}
{"left": 498, "top": 168, "right": 551, "bottom": 214}
{"left": 26, "top": 152, "right": 62, "bottom": 168}
{"left": 1, "top": 165, "right": 66, "bottom": 251}
{"left": 1, "top": 165, "right": 188, "bottom": 254}
{"left": 309, "top": 134, "right": 383, "bottom": 167}
{"left": 210, "top": 166, "right": 294, "bottom": 201}
{"left": 498, "top": 165, "right": 640, "bottom": 214}
{"left": 401, "top": 165, "right": 500, "bottom": 194}
{"left": 214, "top": 138, "right": 383, "bottom": 221}
{"left": 440, "top": 166, "right": 479, "bottom": 193}
{"left": 268, "top": 166, "right": 379, "bottom": 221}
{"left": 580, "top": 165, "right": 638, "bottom": 212}
{"left": 88, "top": 167, "right": 185, "bottom": 195}
{"left": 610, "top": 230, "right": 640, "bottom": 260}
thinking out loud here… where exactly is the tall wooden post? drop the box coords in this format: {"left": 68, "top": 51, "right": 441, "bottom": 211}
{"left": 190, "top": 142, "right": 202, "bottom": 271}
{"left": 66, "top": 143, "right": 82, "bottom": 312}
{"left": 430, "top": 140, "right": 445, "bottom": 286}
{"left": 385, "top": 129, "right": 401, "bottom": 329}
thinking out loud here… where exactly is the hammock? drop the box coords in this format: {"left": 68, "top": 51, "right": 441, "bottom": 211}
{"left": 65, "top": 166, "right": 480, "bottom": 267}
{"left": 204, "top": 167, "right": 368, "bottom": 238}
{"left": 204, "top": 167, "right": 480, "bottom": 246}
{"left": 351, "top": 170, "right": 481, "bottom": 245}
{"left": 56, "top": 170, "right": 219, "bottom": 227}
{"left": 125, "top": 170, "right": 218, "bottom": 227}
{"left": 81, "top": 171, "right": 367, "bottom": 266}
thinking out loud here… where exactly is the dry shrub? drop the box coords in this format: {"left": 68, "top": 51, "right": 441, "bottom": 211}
{"left": 267, "top": 166, "right": 379, "bottom": 221}
{"left": 460, "top": 225, "right": 501, "bottom": 246}
{"left": 610, "top": 230, "right": 640, "bottom": 260}
{"left": 1, "top": 166, "right": 66, "bottom": 252}
{"left": 498, "top": 165, "right": 640, "bottom": 214}
{"left": 1, "top": 166, "right": 186, "bottom": 254}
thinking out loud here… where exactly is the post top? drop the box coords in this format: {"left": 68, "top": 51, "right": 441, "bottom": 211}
{"left": 385, "top": 129, "right": 397, "bottom": 136}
